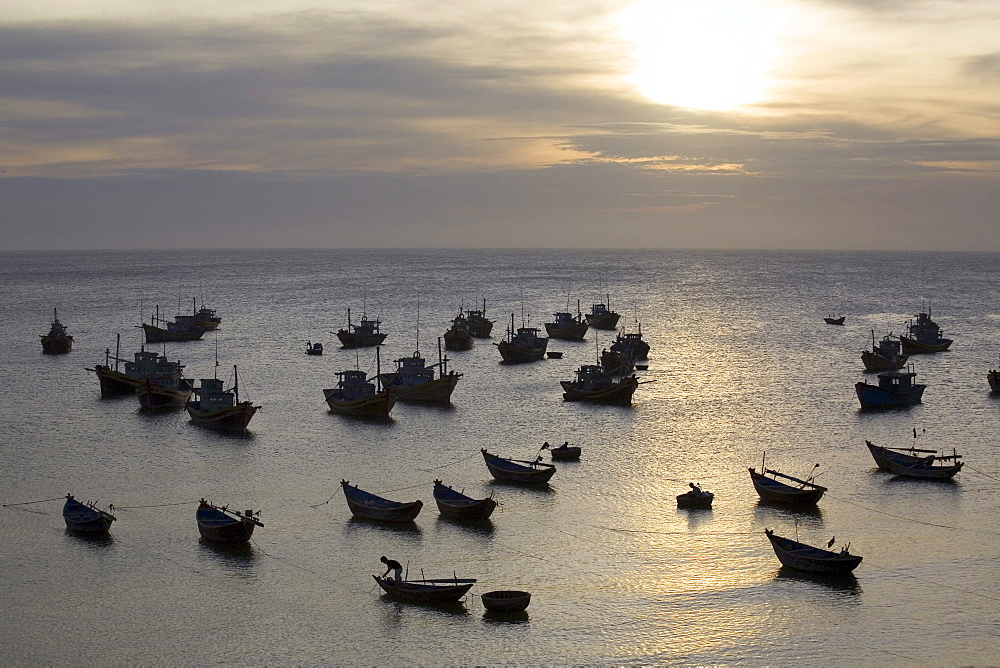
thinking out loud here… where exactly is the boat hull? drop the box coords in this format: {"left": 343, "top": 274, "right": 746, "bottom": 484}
{"left": 676, "top": 491, "right": 713, "bottom": 509}
{"left": 765, "top": 530, "right": 862, "bottom": 574}
{"left": 92, "top": 365, "right": 142, "bottom": 396}
{"left": 336, "top": 330, "right": 387, "bottom": 348}
{"left": 196, "top": 508, "right": 257, "bottom": 544}
{"left": 324, "top": 389, "right": 395, "bottom": 418}
{"left": 142, "top": 324, "right": 205, "bottom": 343}
{"left": 561, "top": 376, "right": 638, "bottom": 405}
{"left": 550, "top": 446, "right": 581, "bottom": 461}
{"left": 900, "top": 336, "right": 952, "bottom": 354}
{"left": 63, "top": 497, "right": 115, "bottom": 534}
{"left": 481, "top": 590, "right": 531, "bottom": 613}
{"left": 373, "top": 576, "right": 474, "bottom": 603}
{"left": 187, "top": 401, "right": 258, "bottom": 433}
{"left": 443, "top": 329, "right": 474, "bottom": 351}
{"left": 384, "top": 374, "right": 459, "bottom": 404}
{"left": 749, "top": 468, "right": 825, "bottom": 507}
{"left": 824, "top": 317, "right": 845, "bottom": 325}
{"left": 861, "top": 351, "right": 908, "bottom": 371}
{"left": 41, "top": 335, "right": 73, "bottom": 354}
{"left": 433, "top": 483, "right": 497, "bottom": 521}
{"left": 496, "top": 341, "right": 547, "bottom": 363}
{"left": 138, "top": 381, "right": 193, "bottom": 410}
{"left": 884, "top": 457, "right": 963, "bottom": 479}
{"left": 342, "top": 481, "right": 422, "bottom": 522}
{"left": 467, "top": 320, "right": 493, "bottom": 338}
{"left": 482, "top": 449, "right": 555, "bottom": 484}
{"left": 988, "top": 371, "right": 1000, "bottom": 393}
{"left": 855, "top": 381, "right": 925, "bottom": 408}
{"left": 544, "top": 321, "right": 588, "bottom": 341}
{"left": 586, "top": 313, "right": 620, "bottom": 330}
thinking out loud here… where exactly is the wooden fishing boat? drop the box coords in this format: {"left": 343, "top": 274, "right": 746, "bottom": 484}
{"left": 187, "top": 365, "right": 259, "bottom": 433}
{"left": 137, "top": 375, "right": 193, "bottom": 411}
{"left": 543, "top": 442, "right": 581, "bottom": 461}
{"left": 443, "top": 309, "right": 475, "bottom": 351}
{"left": 900, "top": 310, "right": 953, "bottom": 354}
{"left": 379, "top": 344, "right": 461, "bottom": 404}
{"left": 823, "top": 315, "right": 845, "bottom": 326}
{"left": 40, "top": 308, "right": 74, "bottom": 354}
{"left": 585, "top": 296, "right": 620, "bottom": 330}
{"left": 495, "top": 314, "right": 548, "bottom": 363}
{"left": 141, "top": 305, "right": 207, "bottom": 343}
{"left": 325, "top": 348, "right": 394, "bottom": 418}
{"left": 764, "top": 529, "right": 862, "bottom": 574}
{"left": 481, "top": 590, "right": 531, "bottom": 613}
{"left": 373, "top": 575, "right": 475, "bottom": 603}
{"left": 865, "top": 439, "right": 939, "bottom": 470}
{"left": 544, "top": 303, "right": 588, "bottom": 341}
{"left": 988, "top": 356, "right": 1000, "bottom": 393}
{"left": 561, "top": 365, "right": 638, "bottom": 405}
{"left": 862, "top": 330, "right": 908, "bottom": 372}
{"left": 305, "top": 341, "right": 324, "bottom": 355}
{"left": 676, "top": 483, "right": 714, "bottom": 509}
{"left": 855, "top": 366, "right": 925, "bottom": 408}
{"left": 600, "top": 347, "right": 636, "bottom": 376}
{"left": 88, "top": 336, "right": 163, "bottom": 396}
{"left": 481, "top": 449, "right": 556, "bottom": 484}
{"left": 610, "top": 324, "right": 650, "bottom": 361}
{"left": 749, "top": 459, "right": 826, "bottom": 507}
{"left": 883, "top": 449, "right": 963, "bottom": 479}
{"left": 62, "top": 494, "right": 116, "bottom": 534}
{"left": 193, "top": 302, "right": 222, "bottom": 330}
{"left": 432, "top": 480, "right": 497, "bottom": 521}
{"left": 336, "top": 307, "right": 387, "bottom": 348}
{"left": 196, "top": 499, "right": 262, "bottom": 544}
{"left": 341, "top": 480, "right": 422, "bottom": 522}
{"left": 465, "top": 299, "right": 494, "bottom": 338}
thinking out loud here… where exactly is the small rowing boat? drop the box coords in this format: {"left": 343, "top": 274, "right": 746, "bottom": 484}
{"left": 765, "top": 529, "right": 862, "bottom": 574}
{"left": 372, "top": 574, "right": 475, "bottom": 603}
{"left": 63, "top": 494, "right": 116, "bottom": 534}
{"left": 481, "top": 449, "right": 556, "bottom": 484}
{"left": 196, "top": 499, "right": 262, "bottom": 544}
{"left": 432, "top": 480, "right": 497, "bottom": 521}
{"left": 342, "top": 480, "right": 422, "bottom": 522}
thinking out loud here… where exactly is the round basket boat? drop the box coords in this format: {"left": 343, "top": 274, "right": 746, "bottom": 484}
{"left": 481, "top": 590, "right": 531, "bottom": 613}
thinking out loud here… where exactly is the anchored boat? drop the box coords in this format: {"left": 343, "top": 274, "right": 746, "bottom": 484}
{"left": 379, "top": 340, "right": 461, "bottom": 404}
{"left": 585, "top": 295, "right": 620, "bottom": 330}
{"left": 855, "top": 365, "right": 926, "bottom": 409}
{"left": 336, "top": 307, "right": 387, "bottom": 348}
{"left": 465, "top": 299, "right": 495, "bottom": 338}
{"left": 443, "top": 309, "right": 475, "bottom": 351}
{"left": 764, "top": 529, "right": 862, "bottom": 574}
{"left": 342, "top": 480, "right": 422, "bottom": 522}
{"left": 561, "top": 364, "right": 638, "bottom": 405}
{"left": 63, "top": 494, "right": 116, "bottom": 534}
{"left": 496, "top": 313, "right": 548, "bottom": 363}
{"left": 432, "top": 480, "right": 497, "bottom": 521}
{"left": 900, "top": 310, "right": 953, "bottom": 354}
{"left": 481, "top": 449, "right": 556, "bottom": 484}
{"left": 40, "top": 308, "right": 74, "bottom": 354}
{"left": 373, "top": 574, "right": 475, "bottom": 603}
{"left": 187, "top": 365, "right": 259, "bottom": 434}
{"left": 861, "top": 330, "right": 908, "bottom": 372}
{"left": 749, "top": 456, "right": 826, "bottom": 507}
{"left": 196, "top": 499, "right": 262, "bottom": 544}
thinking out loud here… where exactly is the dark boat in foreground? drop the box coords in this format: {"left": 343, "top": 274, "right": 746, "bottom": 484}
{"left": 40, "top": 308, "right": 74, "bottom": 354}
{"left": 676, "top": 483, "right": 714, "bottom": 509}
{"left": 482, "top": 449, "right": 556, "bottom": 484}
{"left": 196, "top": 499, "right": 262, "bottom": 544}
{"left": 187, "top": 365, "right": 259, "bottom": 433}
{"left": 432, "top": 480, "right": 497, "bottom": 521}
{"left": 136, "top": 354, "right": 193, "bottom": 410}
{"left": 855, "top": 366, "right": 926, "bottom": 409}
{"left": 749, "top": 458, "right": 826, "bottom": 507}
{"left": 63, "top": 494, "right": 116, "bottom": 534}
{"left": 561, "top": 364, "right": 638, "bottom": 405}
{"left": 764, "top": 529, "right": 862, "bottom": 574}
{"left": 88, "top": 336, "right": 164, "bottom": 397}
{"left": 373, "top": 574, "right": 475, "bottom": 603}
{"left": 342, "top": 480, "right": 422, "bottom": 522}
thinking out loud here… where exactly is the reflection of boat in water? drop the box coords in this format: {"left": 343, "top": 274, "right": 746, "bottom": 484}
{"left": 482, "top": 449, "right": 556, "bottom": 484}
{"left": 560, "top": 365, "right": 638, "bottom": 405}
{"left": 585, "top": 295, "right": 620, "bottom": 330}
{"left": 676, "top": 483, "right": 713, "bottom": 509}
{"left": 764, "top": 529, "right": 862, "bottom": 574}
{"left": 373, "top": 574, "right": 475, "bottom": 603}
{"left": 749, "top": 456, "right": 826, "bottom": 507}
{"left": 443, "top": 309, "right": 474, "bottom": 351}
{"left": 900, "top": 310, "right": 953, "bottom": 354}
{"left": 336, "top": 307, "right": 387, "bottom": 348}
{"left": 63, "top": 494, "right": 116, "bottom": 534}
{"left": 342, "top": 480, "right": 422, "bottom": 522}
{"left": 855, "top": 365, "right": 925, "bottom": 408}
{"left": 862, "top": 330, "right": 908, "bottom": 371}
{"left": 196, "top": 499, "right": 262, "bottom": 544}
{"left": 466, "top": 299, "right": 494, "bottom": 339}
{"left": 187, "top": 365, "right": 259, "bottom": 434}
{"left": 496, "top": 314, "right": 548, "bottom": 363}
{"left": 432, "top": 480, "right": 497, "bottom": 521}
{"left": 379, "top": 342, "right": 461, "bottom": 404}
{"left": 40, "top": 308, "right": 74, "bottom": 354}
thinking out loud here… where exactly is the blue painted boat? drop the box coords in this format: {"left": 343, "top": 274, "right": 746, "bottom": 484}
{"left": 373, "top": 575, "right": 475, "bottom": 603}
{"left": 749, "top": 457, "right": 826, "bottom": 507}
{"left": 481, "top": 449, "right": 556, "bottom": 484}
{"left": 62, "top": 494, "right": 116, "bottom": 534}
{"left": 196, "top": 499, "right": 262, "bottom": 544}
{"left": 432, "top": 480, "right": 496, "bottom": 521}
{"left": 855, "top": 366, "right": 926, "bottom": 408}
{"left": 341, "top": 480, "right": 422, "bottom": 522}
{"left": 900, "top": 310, "right": 953, "bottom": 354}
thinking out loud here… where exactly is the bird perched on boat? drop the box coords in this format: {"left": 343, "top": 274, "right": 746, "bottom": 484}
{"left": 827, "top": 536, "right": 836, "bottom": 548}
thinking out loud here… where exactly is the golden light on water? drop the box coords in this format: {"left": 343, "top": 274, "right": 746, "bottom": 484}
{"left": 618, "top": 0, "right": 790, "bottom": 110}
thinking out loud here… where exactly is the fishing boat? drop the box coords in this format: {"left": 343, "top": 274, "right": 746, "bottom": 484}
{"left": 495, "top": 314, "right": 548, "bottom": 363}
{"left": 341, "top": 480, "right": 422, "bottom": 522}
{"left": 465, "top": 299, "right": 494, "bottom": 338}
{"left": 764, "top": 529, "right": 862, "bottom": 574}
{"left": 585, "top": 295, "right": 620, "bottom": 330}
{"left": 305, "top": 341, "right": 324, "bottom": 355}
{"left": 481, "top": 449, "right": 556, "bottom": 484}
{"left": 481, "top": 590, "right": 531, "bottom": 613}
{"left": 187, "top": 365, "right": 259, "bottom": 433}
{"left": 40, "top": 308, "right": 74, "bottom": 354}
{"left": 900, "top": 310, "right": 953, "bottom": 354}
{"left": 137, "top": 374, "right": 193, "bottom": 411}
{"left": 861, "top": 330, "right": 908, "bottom": 372}
{"left": 988, "top": 356, "right": 1000, "bottom": 393}
{"left": 823, "top": 315, "right": 845, "bottom": 326}
{"left": 600, "top": 347, "right": 636, "bottom": 376}
{"left": 88, "top": 336, "right": 172, "bottom": 397}
{"left": 62, "top": 494, "right": 116, "bottom": 534}
{"left": 336, "top": 307, "right": 387, "bottom": 348}
{"left": 379, "top": 342, "right": 461, "bottom": 404}
{"left": 193, "top": 302, "right": 222, "bottom": 330}
{"left": 373, "top": 574, "right": 475, "bottom": 603}
{"left": 432, "top": 480, "right": 497, "bottom": 521}
{"left": 561, "top": 365, "right": 638, "bottom": 405}
{"left": 676, "top": 483, "right": 714, "bottom": 509}
{"left": 749, "top": 457, "right": 826, "bottom": 507}
{"left": 196, "top": 499, "right": 262, "bottom": 544}
{"left": 883, "top": 449, "right": 963, "bottom": 479}
{"left": 142, "top": 305, "right": 206, "bottom": 343}
{"left": 610, "top": 324, "right": 650, "bottom": 361}
{"left": 855, "top": 365, "right": 926, "bottom": 409}
{"left": 865, "top": 431, "right": 939, "bottom": 470}
{"left": 543, "top": 441, "right": 581, "bottom": 461}
{"left": 324, "top": 348, "right": 394, "bottom": 418}
{"left": 443, "top": 309, "right": 475, "bottom": 351}
{"left": 544, "top": 302, "right": 588, "bottom": 341}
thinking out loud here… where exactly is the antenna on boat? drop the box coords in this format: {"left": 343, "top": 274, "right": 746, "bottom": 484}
{"left": 415, "top": 297, "right": 420, "bottom": 356}
{"left": 114, "top": 333, "right": 121, "bottom": 372}
{"left": 213, "top": 332, "right": 219, "bottom": 379}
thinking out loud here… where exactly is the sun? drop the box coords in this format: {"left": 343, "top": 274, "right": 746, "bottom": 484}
{"left": 618, "top": 0, "right": 789, "bottom": 110}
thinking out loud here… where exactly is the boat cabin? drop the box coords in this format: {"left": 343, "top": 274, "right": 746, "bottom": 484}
{"left": 193, "top": 378, "right": 236, "bottom": 410}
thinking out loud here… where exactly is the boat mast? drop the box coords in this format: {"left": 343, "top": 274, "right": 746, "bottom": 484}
{"left": 438, "top": 337, "right": 446, "bottom": 377}
{"left": 233, "top": 365, "right": 240, "bottom": 404}
{"left": 115, "top": 332, "right": 121, "bottom": 372}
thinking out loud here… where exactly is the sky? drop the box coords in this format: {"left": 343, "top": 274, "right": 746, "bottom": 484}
{"left": 2, "top": 0, "right": 999, "bottom": 251}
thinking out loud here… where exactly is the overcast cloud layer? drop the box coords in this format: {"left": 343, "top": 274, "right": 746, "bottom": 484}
{"left": 2, "top": 0, "right": 998, "bottom": 250}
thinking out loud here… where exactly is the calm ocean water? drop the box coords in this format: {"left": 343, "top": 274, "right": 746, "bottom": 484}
{"left": 1, "top": 248, "right": 998, "bottom": 666}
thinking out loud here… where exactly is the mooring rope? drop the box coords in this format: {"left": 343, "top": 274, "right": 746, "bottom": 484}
{"left": 2, "top": 496, "right": 65, "bottom": 507}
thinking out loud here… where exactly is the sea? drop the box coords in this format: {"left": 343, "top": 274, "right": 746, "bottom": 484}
{"left": 1, "top": 248, "right": 998, "bottom": 667}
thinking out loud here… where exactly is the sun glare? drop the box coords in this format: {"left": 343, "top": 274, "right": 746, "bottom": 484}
{"left": 618, "top": 0, "right": 789, "bottom": 110}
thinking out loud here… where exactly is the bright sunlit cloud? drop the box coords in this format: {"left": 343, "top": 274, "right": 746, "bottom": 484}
{"left": 618, "top": 0, "right": 791, "bottom": 110}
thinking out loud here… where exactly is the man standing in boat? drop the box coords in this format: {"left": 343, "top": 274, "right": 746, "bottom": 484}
{"left": 380, "top": 555, "right": 403, "bottom": 584}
